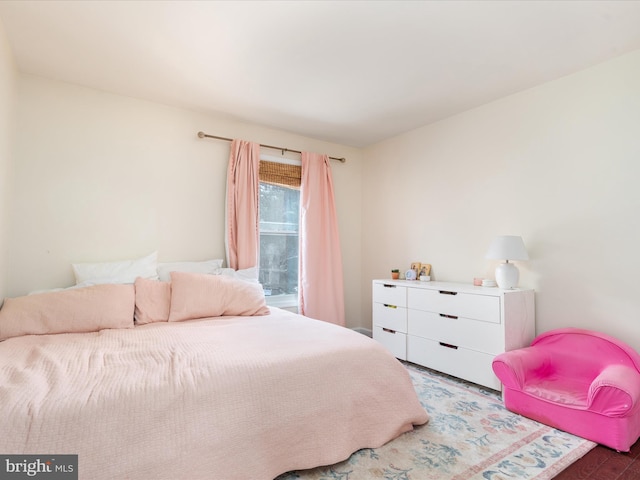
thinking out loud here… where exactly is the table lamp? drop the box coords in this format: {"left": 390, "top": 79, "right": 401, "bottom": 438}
{"left": 485, "top": 235, "right": 529, "bottom": 289}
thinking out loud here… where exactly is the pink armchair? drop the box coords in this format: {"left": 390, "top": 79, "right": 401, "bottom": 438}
{"left": 492, "top": 328, "right": 640, "bottom": 452}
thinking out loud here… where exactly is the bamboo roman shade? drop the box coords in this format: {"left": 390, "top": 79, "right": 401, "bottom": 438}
{"left": 259, "top": 161, "right": 301, "bottom": 188}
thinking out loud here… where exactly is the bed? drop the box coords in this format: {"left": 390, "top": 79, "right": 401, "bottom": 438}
{"left": 0, "top": 271, "right": 428, "bottom": 480}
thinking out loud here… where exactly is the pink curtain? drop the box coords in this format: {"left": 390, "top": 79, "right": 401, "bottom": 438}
{"left": 299, "top": 152, "right": 345, "bottom": 326}
{"left": 226, "top": 140, "right": 261, "bottom": 270}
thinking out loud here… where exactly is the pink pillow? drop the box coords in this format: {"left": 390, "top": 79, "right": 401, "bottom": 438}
{"left": 168, "top": 271, "right": 269, "bottom": 322}
{"left": 0, "top": 284, "right": 135, "bottom": 341}
{"left": 134, "top": 277, "right": 171, "bottom": 324}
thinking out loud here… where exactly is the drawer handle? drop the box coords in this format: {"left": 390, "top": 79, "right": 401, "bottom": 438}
{"left": 439, "top": 290, "right": 458, "bottom": 296}
{"left": 382, "top": 328, "right": 396, "bottom": 334}
{"left": 383, "top": 304, "right": 397, "bottom": 309}
{"left": 439, "top": 342, "right": 459, "bottom": 350}
{"left": 382, "top": 284, "right": 396, "bottom": 288}
{"left": 439, "top": 313, "right": 458, "bottom": 320}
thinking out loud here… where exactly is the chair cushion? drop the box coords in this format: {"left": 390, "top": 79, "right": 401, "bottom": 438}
{"left": 523, "top": 377, "right": 590, "bottom": 407}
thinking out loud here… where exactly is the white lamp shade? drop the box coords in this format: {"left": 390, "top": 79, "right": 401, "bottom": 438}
{"left": 485, "top": 235, "right": 529, "bottom": 261}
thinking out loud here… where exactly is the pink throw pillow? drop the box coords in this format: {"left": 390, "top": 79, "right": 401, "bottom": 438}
{"left": 0, "top": 284, "right": 135, "bottom": 341}
{"left": 134, "top": 277, "right": 171, "bottom": 324}
{"left": 168, "top": 271, "right": 269, "bottom": 322}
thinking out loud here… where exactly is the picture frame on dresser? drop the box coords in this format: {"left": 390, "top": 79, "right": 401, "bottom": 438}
{"left": 418, "top": 264, "right": 431, "bottom": 277}
{"left": 410, "top": 262, "right": 422, "bottom": 277}
{"left": 371, "top": 279, "right": 535, "bottom": 391}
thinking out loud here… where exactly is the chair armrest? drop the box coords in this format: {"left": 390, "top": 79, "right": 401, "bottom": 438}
{"left": 492, "top": 347, "right": 549, "bottom": 390}
{"left": 588, "top": 364, "right": 640, "bottom": 416}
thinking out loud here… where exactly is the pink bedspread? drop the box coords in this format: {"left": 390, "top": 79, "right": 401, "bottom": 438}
{"left": 0, "top": 308, "right": 428, "bottom": 479}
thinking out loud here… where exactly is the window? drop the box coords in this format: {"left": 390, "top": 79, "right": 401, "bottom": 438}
{"left": 258, "top": 159, "right": 301, "bottom": 308}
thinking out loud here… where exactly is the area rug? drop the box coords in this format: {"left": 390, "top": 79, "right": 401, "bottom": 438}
{"left": 278, "top": 362, "right": 595, "bottom": 480}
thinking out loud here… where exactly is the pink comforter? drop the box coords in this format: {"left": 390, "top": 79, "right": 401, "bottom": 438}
{"left": 0, "top": 308, "right": 428, "bottom": 479}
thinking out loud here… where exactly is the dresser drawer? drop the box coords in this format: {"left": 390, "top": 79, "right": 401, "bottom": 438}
{"left": 408, "top": 309, "right": 504, "bottom": 354}
{"left": 373, "top": 283, "right": 407, "bottom": 307}
{"left": 408, "top": 288, "right": 500, "bottom": 324}
{"left": 373, "top": 302, "right": 407, "bottom": 333}
{"left": 407, "top": 335, "right": 501, "bottom": 390}
{"left": 373, "top": 326, "right": 407, "bottom": 360}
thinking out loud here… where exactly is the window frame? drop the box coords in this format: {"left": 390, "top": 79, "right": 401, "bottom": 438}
{"left": 258, "top": 154, "right": 302, "bottom": 310}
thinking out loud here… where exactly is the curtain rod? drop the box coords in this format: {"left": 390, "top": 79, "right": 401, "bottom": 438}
{"left": 197, "top": 131, "right": 346, "bottom": 163}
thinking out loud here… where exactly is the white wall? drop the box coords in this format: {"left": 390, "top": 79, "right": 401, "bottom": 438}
{"left": 0, "top": 18, "right": 16, "bottom": 300}
{"left": 7, "top": 47, "right": 640, "bottom": 343}
{"left": 363, "top": 50, "right": 640, "bottom": 350}
{"left": 9, "top": 75, "right": 364, "bottom": 327}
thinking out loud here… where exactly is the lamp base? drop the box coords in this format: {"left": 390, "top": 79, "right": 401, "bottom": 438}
{"left": 495, "top": 262, "right": 519, "bottom": 289}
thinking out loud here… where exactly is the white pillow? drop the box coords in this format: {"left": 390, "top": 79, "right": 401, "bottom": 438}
{"left": 218, "top": 266, "right": 259, "bottom": 283}
{"left": 157, "top": 259, "right": 224, "bottom": 282}
{"left": 28, "top": 281, "right": 96, "bottom": 295}
{"left": 72, "top": 251, "right": 158, "bottom": 285}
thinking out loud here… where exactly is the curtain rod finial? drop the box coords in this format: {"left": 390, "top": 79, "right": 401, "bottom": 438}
{"left": 197, "top": 131, "right": 205, "bottom": 138}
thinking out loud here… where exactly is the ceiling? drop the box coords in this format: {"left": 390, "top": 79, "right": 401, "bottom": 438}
{"left": 2, "top": 1, "right": 640, "bottom": 148}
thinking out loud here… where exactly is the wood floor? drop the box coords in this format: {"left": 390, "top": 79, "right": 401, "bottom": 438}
{"left": 554, "top": 439, "right": 640, "bottom": 479}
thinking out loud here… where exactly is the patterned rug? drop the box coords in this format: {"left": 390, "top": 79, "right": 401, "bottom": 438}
{"left": 278, "top": 362, "right": 595, "bottom": 480}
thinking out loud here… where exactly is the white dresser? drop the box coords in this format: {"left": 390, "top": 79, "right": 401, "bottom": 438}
{"left": 372, "top": 279, "right": 535, "bottom": 390}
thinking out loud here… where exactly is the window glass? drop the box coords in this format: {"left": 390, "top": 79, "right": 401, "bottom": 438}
{"left": 259, "top": 183, "right": 300, "bottom": 301}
